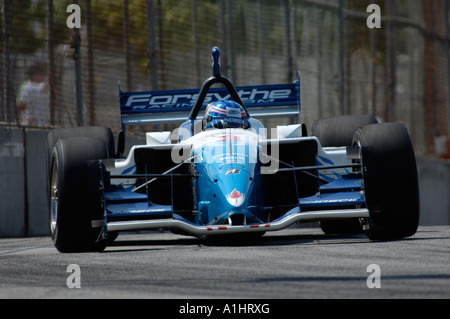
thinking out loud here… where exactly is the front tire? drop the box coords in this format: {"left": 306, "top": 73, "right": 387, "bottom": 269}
{"left": 353, "top": 123, "right": 420, "bottom": 240}
{"left": 313, "top": 114, "right": 378, "bottom": 235}
{"left": 50, "top": 137, "right": 109, "bottom": 252}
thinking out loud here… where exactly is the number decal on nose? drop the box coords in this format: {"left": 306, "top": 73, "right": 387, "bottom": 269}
{"left": 227, "top": 188, "right": 245, "bottom": 207}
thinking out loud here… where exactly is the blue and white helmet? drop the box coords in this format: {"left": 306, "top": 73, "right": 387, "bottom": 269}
{"left": 203, "top": 101, "right": 249, "bottom": 130}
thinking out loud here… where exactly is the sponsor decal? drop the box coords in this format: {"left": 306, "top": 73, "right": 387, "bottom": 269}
{"left": 225, "top": 169, "right": 241, "bottom": 175}
{"left": 226, "top": 107, "right": 242, "bottom": 118}
{"left": 122, "top": 87, "right": 295, "bottom": 112}
{"left": 227, "top": 188, "right": 245, "bottom": 207}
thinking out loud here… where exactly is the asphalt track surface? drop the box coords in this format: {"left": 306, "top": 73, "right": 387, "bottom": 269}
{"left": 1, "top": 226, "right": 449, "bottom": 299}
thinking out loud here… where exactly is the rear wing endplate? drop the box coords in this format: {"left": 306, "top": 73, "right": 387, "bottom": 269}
{"left": 119, "top": 72, "right": 300, "bottom": 127}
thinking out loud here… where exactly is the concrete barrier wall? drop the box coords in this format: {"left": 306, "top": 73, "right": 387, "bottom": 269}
{"left": 0, "top": 126, "right": 449, "bottom": 237}
{"left": 0, "top": 127, "right": 49, "bottom": 237}
{"left": 417, "top": 158, "right": 450, "bottom": 226}
{"left": 0, "top": 128, "right": 26, "bottom": 237}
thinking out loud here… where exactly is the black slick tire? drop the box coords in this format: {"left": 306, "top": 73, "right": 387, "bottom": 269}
{"left": 353, "top": 123, "right": 420, "bottom": 240}
{"left": 313, "top": 114, "right": 378, "bottom": 235}
{"left": 312, "top": 114, "right": 378, "bottom": 147}
{"left": 49, "top": 137, "right": 109, "bottom": 252}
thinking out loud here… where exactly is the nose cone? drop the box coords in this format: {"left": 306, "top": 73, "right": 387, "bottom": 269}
{"left": 193, "top": 129, "right": 263, "bottom": 225}
{"left": 210, "top": 163, "right": 259, "bottom": 224}
{"left": 196, "top": 162, "right": 257, "bottom": 225}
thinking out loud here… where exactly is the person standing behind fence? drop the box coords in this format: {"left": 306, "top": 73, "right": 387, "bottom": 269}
{"left": 16, "top": 62, "right": 50, "bottom": 127}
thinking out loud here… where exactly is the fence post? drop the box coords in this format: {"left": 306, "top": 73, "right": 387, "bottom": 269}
{"left": 217, "top": 0, "right": 228, "bottom": 75}
{"left": 282, "top": 0, "right": 293, "bottom": 83}
{"left": 2, "top": 0, "right": 13, "bottom": 123}
{"left": 257, "top": 0, "right": 266, "bottom": 85}
{"left": 72, "top": 0, "right": 84, "bottom": 126}
{"left": 227, "top": 1, "right": 235, "bottom": 81}
{"left": 86, "top": 0, "right": 95, "bottom": 126}
{"left": 157, "top": 0, "right": 166, "bottom": 90}
{"left": 424, "top": 0, "right": 437, "bottom": 154}
{"left": 47, "top": 0, "right": 57, "bottom": 126}
{"left": 148, "top": 0, "right": 159, "bottom": 90}
{"left": 385, "top": 0, "right": 397, "bottom": 123}
{"left": 191, "top": 0, "right": 201, "bottom": 87}
{"left": 338, "top": 0, "right": 346, "bottom": 116}
{"left": 123, "top": 0, "right": 132, "bottom": 92}
{"left": 444, "top": 0, "right": 450, "bottom": 133}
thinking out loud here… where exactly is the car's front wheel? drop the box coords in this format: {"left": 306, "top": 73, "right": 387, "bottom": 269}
{"left": 353, "top": 123, "right": 420, "bottom": 240}
{"left": 50, "top": 137, "right": 109, "bottom": 252}
{"left": 312, "top": 114, "right": 378, "bottom": 235}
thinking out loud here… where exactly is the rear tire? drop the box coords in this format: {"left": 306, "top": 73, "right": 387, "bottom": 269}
{"left": 353, "top": 123, "right": 420, "bottom": 240}
{"left": 312, "top": 114, "right": 378, "bottom": 147}
{"left": 50, "top": 137, "right": 109, "bottom": 252}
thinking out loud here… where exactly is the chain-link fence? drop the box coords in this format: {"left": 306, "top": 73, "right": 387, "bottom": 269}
{"left": 1, "top": 0, "right": 450, "bottom": 156}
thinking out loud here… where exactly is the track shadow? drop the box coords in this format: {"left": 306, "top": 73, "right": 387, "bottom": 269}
{"left": 104, "top": 229, "right": 371, "bottom": 251}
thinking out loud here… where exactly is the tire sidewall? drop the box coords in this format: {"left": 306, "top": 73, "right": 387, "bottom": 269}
{"left": 50, "top": 137, "right": 108, "bottom": 252}
{"left": 353, "top": 123, "right": 420, "bottom": 240}
{"left": 314, "top": 114, "right": 378, "bottom": 235}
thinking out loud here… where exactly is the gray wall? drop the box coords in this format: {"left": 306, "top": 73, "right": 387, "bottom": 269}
{"left": 417, "top": 158, "right": 450, "bottom": 226}
{"left": 0, "top": 128, "right": 27, "bottom": 237}
{"left": 0, "top": 128, "right": 53, "bottom": 237}
{"left": 0, "top": 126, "right": 448, "bottom": 237}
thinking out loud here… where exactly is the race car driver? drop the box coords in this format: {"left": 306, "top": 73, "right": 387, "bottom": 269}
{"left": 203, "top": 101, "right": 250, "bottom": 130}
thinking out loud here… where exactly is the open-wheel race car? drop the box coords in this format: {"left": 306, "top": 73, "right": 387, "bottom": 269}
{"left": 47, "top": 47, "right": 419, "bottom": 253}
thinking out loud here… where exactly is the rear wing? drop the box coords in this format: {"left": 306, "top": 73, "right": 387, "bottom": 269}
{"left": 119, "top": 73, "right": 301, "bottom": 127}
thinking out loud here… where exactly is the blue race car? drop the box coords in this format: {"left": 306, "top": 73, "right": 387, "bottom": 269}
{"left": 47, "top": 47, "right": 419, "bottom": 252}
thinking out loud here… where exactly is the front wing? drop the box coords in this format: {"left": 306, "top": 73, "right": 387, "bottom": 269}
{"left": 104, "top": 209, "right": 369, "bottom": 235}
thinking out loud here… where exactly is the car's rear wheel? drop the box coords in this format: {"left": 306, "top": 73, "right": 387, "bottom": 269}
{"left": 353, "top": 123, "right": 420, "bottom": 240}
{"left": 50, "top": 137, "right": 109, "bottom": 252}
{"left": 312, "top": 114, "right": 378, "bottom": 147}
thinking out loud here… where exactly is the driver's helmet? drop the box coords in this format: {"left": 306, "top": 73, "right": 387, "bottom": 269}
{"left": 203, "top": 101, "right": 249, "bottom": 130}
